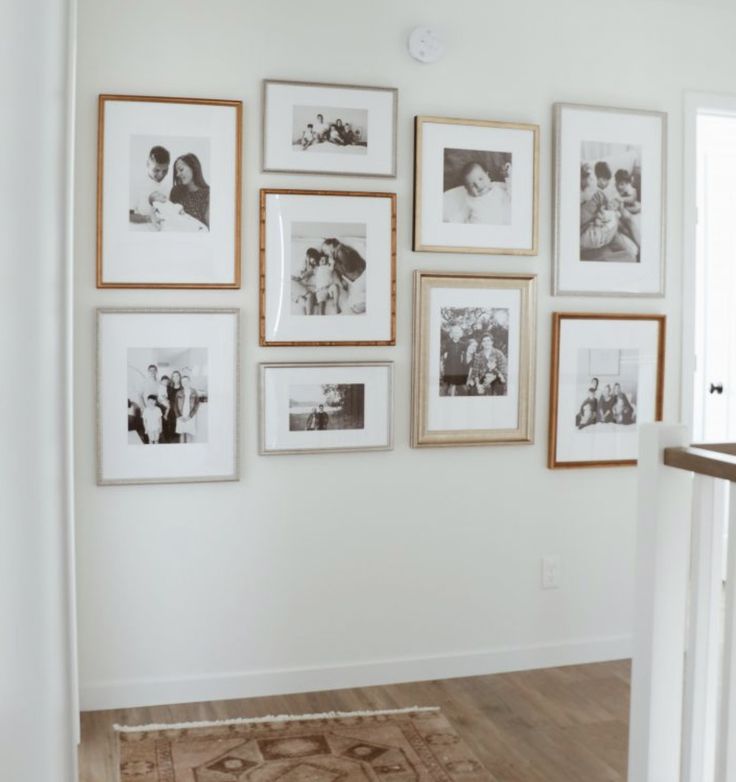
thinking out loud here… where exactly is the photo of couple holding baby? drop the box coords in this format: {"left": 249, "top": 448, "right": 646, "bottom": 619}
{"left": 291, "top": 223, "right": 368, "bottom": 317}
{"left": 579, "top": 141, "right": 642, "bottom": 262}
{"left": 129, "top": 139, "right": 210, "bottom": 232}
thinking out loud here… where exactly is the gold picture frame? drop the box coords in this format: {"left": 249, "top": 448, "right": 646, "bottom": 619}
{"left": 97, "top": 94, "right": 243, "bottom": 289}
{"left": 259, "top": 188, "right": 397, "bottom": 347}
{"left": 548, "top": 312, "right": 666, "bottom": 468}
{"left": 413, "top": 116, "right": 539, "bottom": 255}
{"left": 411, "top": 271, "right": 537, "bottom": 447}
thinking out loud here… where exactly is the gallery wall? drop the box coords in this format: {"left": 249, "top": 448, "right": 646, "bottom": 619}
{"left": 74, "top": 0, "right": 733, "bottom": 710}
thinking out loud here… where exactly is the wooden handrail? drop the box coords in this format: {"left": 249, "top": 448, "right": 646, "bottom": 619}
{"left": 664, "top": 443, "right": 736, "bottom": 482}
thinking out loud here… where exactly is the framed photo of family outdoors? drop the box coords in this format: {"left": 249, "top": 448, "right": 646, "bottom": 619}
{"left": 411, "top": 272, "right": 536, "bottom": 448}
{"left": 259, "top": 362, "right": 393, "bottom": 455}
{"left": 97, "top": 95, "right": 242, "bottom": 288}
{"left": 548, "top": 313, "right": 666, "bottom": 469}
{"left": 97, "top": 308, "right": 240, "bottom": 485}
{"left": 262, "top": 80, "right": 398, "bottom": 177}
{"left": 413, "top": 116, "right": 539, "bottom": 255}
{"left": 553, "top": 103, "right": 667, "bottom": 297}
{"left": 259, "top": 189, "right": 396, "bottom": 346}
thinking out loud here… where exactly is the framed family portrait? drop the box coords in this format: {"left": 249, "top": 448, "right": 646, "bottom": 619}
{"left": 259, "top": 189, "right": 396, "bottom": 346}
{"left": 411, "top": 272, "right": 536, "bottom": 447}
{"left": 413, "top": 116, "right": 539, "bottom": 254}
{"left": 97, "top": 95, "right": 242, "bottom": 288}
{"left": 262, "top": 79, "right": 397, "bottom": 177}
{"left": 97, "top": 308, "right": 239, "bottom": 485}
{"left": 548, "top": 313, "right": 666, "bottom": 468}
{"left": 260, "top": 362, "right": 393, "bottom": 455}
{"left": 553, "top": 103, "right": 667, "bottom": 296}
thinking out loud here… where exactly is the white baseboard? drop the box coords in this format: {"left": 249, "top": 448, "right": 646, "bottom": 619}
{"left": 79, "top": 635, "right": 632, "bottom": 712}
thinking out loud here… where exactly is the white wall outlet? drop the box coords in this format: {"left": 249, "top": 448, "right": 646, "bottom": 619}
{"left": 541, "top": 556, "right": 561, "bottom": 589}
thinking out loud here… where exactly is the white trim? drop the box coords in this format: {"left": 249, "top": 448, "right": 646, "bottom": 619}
{"left": 80, "top": 634, "right": 632, "bottom": 711}
{"left": 114, "top": 706, "right": 440, "bottom": 733}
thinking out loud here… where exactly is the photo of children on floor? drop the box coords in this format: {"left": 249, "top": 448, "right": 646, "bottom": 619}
{"left": 127, "top": 348, "right": 208, "bottom": 445}
{"left": 290, "top": 222, "right": 367, "bottom": 316}
{"left": 442, "top": 148, "right": 512, "bottom": 225}
{"left": 439, "top": 307, "right": 509, "bottom": 397}
{"left": 580, "top": 141, "right": 642, "bottom": 262}
{"left": 575, "top": 348, "right": 638, "bottom": 430}
{"left": 288, "top": 383, "right": 365, "bottom": 431}
{"left": 292, "top": 105, "right": 368, "bottom": 154}
{"left": 129, "top": 135, "right": 211, "bottom": 232}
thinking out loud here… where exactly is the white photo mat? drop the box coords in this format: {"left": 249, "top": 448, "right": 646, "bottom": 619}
{"left": 554, "top": 103, "right": 666, "bottom": 296}
{"left": 260, "top": 363, "right": 393, "bottom": 454}
{"left": 260, "top": 190, "right": 395, "bottom": 345}
{"left": 551, "top": 316, "right": 664, "bottom": 466}
{"left": 414, "top": 117, "right": 538, "bottom": 254}
{"left": 262, "top": 80, "right": 397, "bottom": 176}
{"left": 97, "top": 309, "right": 239, "bottom": 484}
{"left": 98, "top": 96, "right": 241, "bottom": 287}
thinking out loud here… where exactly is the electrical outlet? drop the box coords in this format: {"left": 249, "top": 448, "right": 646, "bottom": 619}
{"left": 541, "top": 556, "right": 561, "bottom": 589}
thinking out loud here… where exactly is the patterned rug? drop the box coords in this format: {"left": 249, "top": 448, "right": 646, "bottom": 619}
{"left": 116, "top": 707, "right": 493, "bottom": 782}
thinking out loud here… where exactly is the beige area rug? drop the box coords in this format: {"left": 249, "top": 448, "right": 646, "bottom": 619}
{"left": 116, "top": 707, "right": 494, "bottom": 782}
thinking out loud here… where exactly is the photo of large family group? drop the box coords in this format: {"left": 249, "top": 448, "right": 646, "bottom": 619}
{"left": 288, "top": 383, "right": 365, "bottom": 431}
{"left": 290, "top": 222, "right": 367, "bottom": 316}
{"left": 129, "top": 135, "right": 211, "bottom": 232}
{"left": 439, "top": 307, "right": 509, "bottom": 397}
{"left": 442, "top": 147, "right": 512, "bottom": 225}
{"left": 292, "top": 105, "right": 368, "bottom": 154}
{"left": 127, "top": 348, "right": 208, "bottom": 445}
{"left": 575, "top": 349, "right": 638, "bottom": 430}
{"left": 580, "top": 141, "right": 642, "bottom": 262}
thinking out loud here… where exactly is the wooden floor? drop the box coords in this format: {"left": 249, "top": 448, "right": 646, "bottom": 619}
{"left": 79, "top": 659, "right": 630, "bottom": 782}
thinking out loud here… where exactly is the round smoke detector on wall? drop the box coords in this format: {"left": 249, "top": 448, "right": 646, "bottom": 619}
{"left": 408, "top": 26, "right": 445, "bottom": 64}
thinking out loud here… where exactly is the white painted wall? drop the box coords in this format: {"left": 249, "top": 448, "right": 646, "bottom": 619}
{"left": 74, "top": 0, "right": 735, "bottom": 711}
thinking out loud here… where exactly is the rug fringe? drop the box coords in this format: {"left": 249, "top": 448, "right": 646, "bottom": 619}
{"left": 114, "top": 705, "right": 440, "bottom": 733}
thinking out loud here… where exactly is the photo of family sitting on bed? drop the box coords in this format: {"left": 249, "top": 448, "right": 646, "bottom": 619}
{"left": 129, "top": 135, "right": 210, "bottom": 232}
{"left": 290, "top": 222, "right": 367, "bottom": 316}
{"left": 292, "top": 105, "right": 368, "bottom": 154}
{"left": 580, "top": 141, "right": 642, "bottom": 262}
{"left": 575, "top": 349, "right": 638, "bottom": 431}
{"left": 126, "top": 348, "right": 208, "bottom": 445}
{"left": 442, "top": 148, "right": 512, "bottom": 225}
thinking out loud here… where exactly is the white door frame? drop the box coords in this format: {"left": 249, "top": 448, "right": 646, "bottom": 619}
{"left": 682, "top": 92, "right": 736, "bottom": 441}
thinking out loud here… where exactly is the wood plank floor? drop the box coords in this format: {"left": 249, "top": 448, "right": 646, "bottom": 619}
{"left": 79, "top": 659, "right": 630, "bottom": 782}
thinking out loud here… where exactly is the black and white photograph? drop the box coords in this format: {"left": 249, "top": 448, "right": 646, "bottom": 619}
{"left": 442, "top": 148, "right": 512, "bottom": 225}
{"left": 263, "top": 80, "right": 397, "bottom": 177}
{"left": 574, "top": 349, "right": 638, "bottom": 430}
{"left": 553, "top": 103, "right": 666, "bottom": 296}
{"left": 129, "top": 135, "right": 211, "bottom": 232}
{"left": 260, "top": 189, "right": 395, "bottom": 346}
{"left": 292, "top": 106, "right": 368, "bottom": 154}
{"left": 97, "top": 308, "right": 239, "bottom": 485}
{"left": 439, "top": 307, "right": 509, "bottom": 396}
{"left": 288, "top": 383, "right": 365, "bottom": 431}
{"left": 579, "top": 141, "right": 641, "bottom": 262}
{"left": 260, "top": 362, "right": 393, "bottom": 455}
{"left": 290, "top": 222, "right": 367, "bottom": 316}
{"left": 98, "top": 95, "right": 242, "bottom": 288}
{"left": 127, "top": 347, "right": 208, "bottom": 445}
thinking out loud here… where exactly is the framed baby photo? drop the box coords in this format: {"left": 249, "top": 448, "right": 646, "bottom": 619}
{"left": 553, "top": 103, "right": 667, "bottom": 296}
{"left": 97, "top": 94, "right": 243, "bottom": 288}
{"left": 548, "top": 313, "right": 666, "bottom": 469}
{"left": 259, "top": 188, "right": 396, "bottom": 346}
{"left": 259, "top": 362, "right": 393, "bottom": 455}
{"left": 411, "top": 271, "right": 536, "bottom": 448}
{"left": 262, "top": 79, "right": 398, "bottom": 177}
{"left": 413, "top": 116, "right": 539, "bottom": 255}
{"left": 97, "top": 308, "right": 240, "bottom": 485}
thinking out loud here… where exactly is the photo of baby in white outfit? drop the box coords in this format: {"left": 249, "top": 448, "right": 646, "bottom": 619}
{"left": 442, "top": 148, "right": 512, "bottom": 225}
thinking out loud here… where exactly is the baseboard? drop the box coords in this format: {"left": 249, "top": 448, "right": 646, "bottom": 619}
{"left": 79, "top": 634, "right": 632, "bottom": 711}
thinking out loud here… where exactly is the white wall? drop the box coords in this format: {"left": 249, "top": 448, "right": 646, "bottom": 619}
{"left": 75, "top": 0, "right": 734, "bottom": 711}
